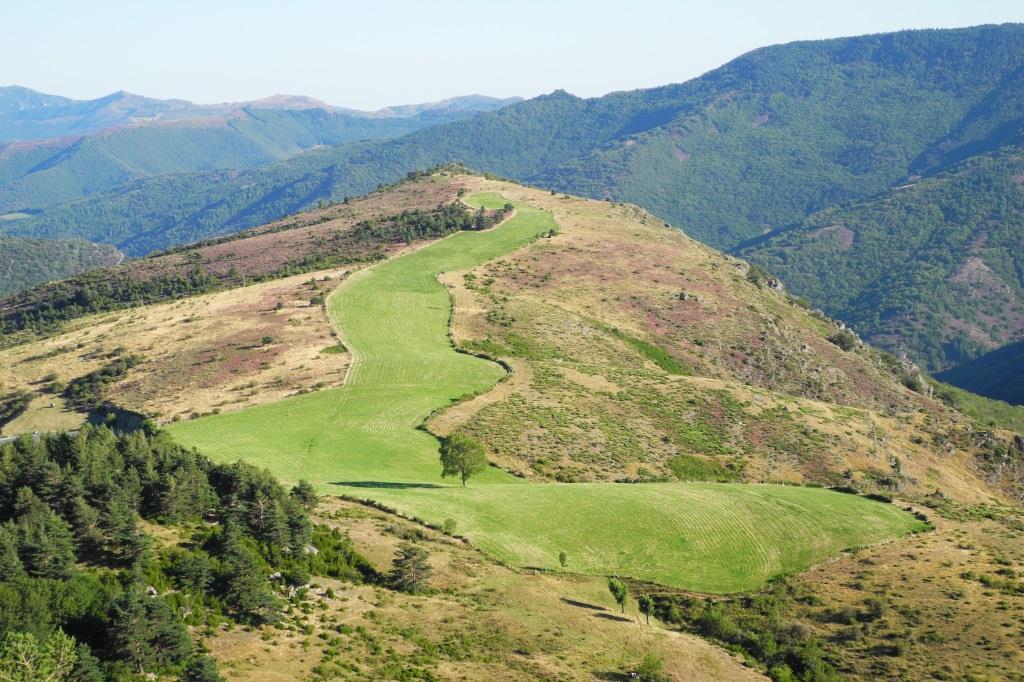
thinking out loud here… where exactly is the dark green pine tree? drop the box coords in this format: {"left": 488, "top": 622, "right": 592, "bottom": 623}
{"left": 0, "top": 525, "right": 25, "bottom": 579}
{"left": 181, "top": 654, "right": 226, "bottom": 682}
{"left": 98, "top": 485, "right": 145, "bottom": 563}
{"left": 69, "top": 643, "right": 105, "bottom": 682}
{"left": 388, "top": 543, "right": 432, "bottom": 594}
{"left": 147, "top": 596, "right": 192, "bottom": 667}
{"left": 108, "top": 588, "right": 156, "bottom": 673}
{"left": 246, "top": 495, "right": 288, "bottom": 549}
{"left": 284, "top": 498, "right": 311, "bottom": 555}
{"left": 221, "top": 526, "right": 280, "bottom": 624}
{"left": 12, "top": 488, "right": 76, "bottom": 578}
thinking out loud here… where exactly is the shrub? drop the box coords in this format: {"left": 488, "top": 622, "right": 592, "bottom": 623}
{"left": 827, "top": 328, "right": 858, "bottom": 351}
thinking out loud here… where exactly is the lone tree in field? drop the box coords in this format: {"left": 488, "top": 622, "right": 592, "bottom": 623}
{"left": 389, "top": 542, "right": 432, "bottom": 593}
{"left": 608, "top": 578, "right": 628, "bottom": 613}
{"left": 558, "top": 551, "right": 568, "bottom": 571}
{"left": 439, "top": 433, "right": 488, "bottom": 486}
{"left": 639, "top": 594, "right": 654, "bottom": 625}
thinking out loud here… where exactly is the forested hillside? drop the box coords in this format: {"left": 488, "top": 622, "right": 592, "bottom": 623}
{"left": 740, "top": 147, "right": 1024, "bottom": 372}
{"left": 0, "top": 99, "right": 515, "bottom": 218}
{"left": 0, "top": 236, "right": 121, "bottom": 296}
{"left": 937, "top": 340, "right": 1024, "bottom": 405}
{"left": 6, "top": 24, "right": 1023, "bottom": 257}
{"left": 0, "top": 424, "right": 369, "bottom": 679}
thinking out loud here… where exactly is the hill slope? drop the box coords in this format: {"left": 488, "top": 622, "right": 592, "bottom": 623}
{"left": 936, "top": 340, "right": 1024, "bottom": 405}
{"left": 739, "top": 146, "right": 1024, "bottom": 373}
{"left": 3, "top": 171, "right": 1019, "bottom": 502}
{"left": 6, "top": 24, "right": 1024, "bottom": 257}
{"left": 0, "top": 236, "right": 121, "bottom": 296}
{"left": 0, "top": 96, "right": 518, "bottom": 219}
{"left": 2, "top": 171, "right": 1021, "bottom": 679}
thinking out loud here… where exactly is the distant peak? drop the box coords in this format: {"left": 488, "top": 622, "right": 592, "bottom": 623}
{"left": 247, "top": 94, "right": 334, "bottom": 110}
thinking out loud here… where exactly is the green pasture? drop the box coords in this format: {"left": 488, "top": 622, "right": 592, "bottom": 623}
{"left": 168, "top": 193, "right": 549, "bottom": 486}
{"left": 169, "top": 192, "right": 925, "bottom": 592}
{"left": 354, "top": 482, "right": 924, "bottom": 592}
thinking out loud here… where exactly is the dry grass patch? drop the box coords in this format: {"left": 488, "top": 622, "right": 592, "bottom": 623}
{"left": 0, "top": 268, "right": 352, "bottom": 433}
{"left": 204, "top": 497, "right": 764, "bottom": 681}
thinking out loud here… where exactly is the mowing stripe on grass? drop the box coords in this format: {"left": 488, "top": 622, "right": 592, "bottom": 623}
{"left": 169, "top": 191, "right": 926, "bottom": 592}
{"left": 169, "top": 194, "right": 550, "bottom": 485}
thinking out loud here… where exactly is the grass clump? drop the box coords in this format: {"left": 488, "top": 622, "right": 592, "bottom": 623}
{"left": 668, "top": 454, "right": 739, "bottom": 482}
{"left": 608, "top": 328, "right": 688, "bottom": 375}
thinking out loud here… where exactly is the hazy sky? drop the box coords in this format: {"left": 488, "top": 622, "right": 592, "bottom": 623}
{"left": 2, "top": 0, "right": 1021, "bottom": 109}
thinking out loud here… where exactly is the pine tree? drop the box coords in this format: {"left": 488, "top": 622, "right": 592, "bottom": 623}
{"left": 12, "top": 488, "right": 76, "bottom": 578}
{"left": 181, "top": 654, "right": 226, "bottom": 682}
{"left": 221, "top": 528, "right": 279, "bottom": 624}
{"left": 389, "top": 543, "right": 432, "bottom": 594}
{"left": 290, "top": 480, "right": 318, "bottom": 510}
{"left": 69, "top": 643, "right": 104, "bottom": 682}
{"left": 147, "top": 596, "right": 192, "bottom": 666}
{"left": 0, "top": 525, "right": 25, "bottom": 578}
{"left": 108, "top": 588, "right": 155, "bottom": 672}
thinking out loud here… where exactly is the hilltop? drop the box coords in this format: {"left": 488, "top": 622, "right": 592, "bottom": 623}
{"left": 1, "top": 170, "right": 1022, "bottom": 679}
{"left": 5, "top": 25, "right": 1023, "bottom": 380}
{"left": 3, "top": 171, "right": 1020, "bottom": 500}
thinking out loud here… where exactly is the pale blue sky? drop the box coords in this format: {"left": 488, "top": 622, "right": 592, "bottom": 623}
{"left": 1, "top": 0, "right": 1021, "bottom": 109}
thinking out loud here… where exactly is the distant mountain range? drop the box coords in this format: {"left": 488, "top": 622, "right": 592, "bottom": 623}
{"left": 0, "top": 87, "right": 520, "bottom": 218}
{"left": 1, "top": 24, "right": 1023, "bottom": 398}
{"left": 0, "top": 86, "right": 521, "bottom": 141}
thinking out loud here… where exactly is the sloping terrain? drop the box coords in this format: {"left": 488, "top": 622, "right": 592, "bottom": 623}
{"left": 741, "top": 146, "right": 1024, "bottom": 373}
{"left": 0, "top": 95, "right": 516, "bottom": 224}
{"left": 6, "top": 27, "right": 1024, "bottom": 381}
{"left": 209, "top": 497, "right": 766, "bottom": 681}
{"left": 0, "top": 174, "right": 487, "bottom": 433}
{"left": 0, "top": 173, "right": 467, "bottom": 341}
{"left": 7, "top": 25, "right": 1024, "bottom": 259}
{"left": 0, "top": 171, "right": 1021, "bottom": 679}
{"left": 0, "top": 235, "right": 121, "bottom": 296}
{"left": 167, "top": 186, "right": 925, "bottom": 592}
{"left": 937, "top": 340, "right": 1024, "bottom": 405}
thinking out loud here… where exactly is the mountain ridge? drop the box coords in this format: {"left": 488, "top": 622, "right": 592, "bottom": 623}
{"left": 0, "top": 85, "right": 521, "bottom": 142}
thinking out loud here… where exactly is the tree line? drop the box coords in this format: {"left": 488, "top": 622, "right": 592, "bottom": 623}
{"left": 0, "top": 424, "right": 371, "bottom": 680}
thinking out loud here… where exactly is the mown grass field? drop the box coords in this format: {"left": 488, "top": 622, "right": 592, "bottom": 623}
{"left": 170, "top": 191, "right": 925, "bottom": 592}
{"left": 168, "top": 193, "right": 549, "bottom": 486}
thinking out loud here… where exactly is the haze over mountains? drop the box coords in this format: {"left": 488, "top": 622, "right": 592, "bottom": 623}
{"left": 1, "top": 24, "right": 1023, "bottom": 401}
{"left": 3, "top": 14, "right": 1024, "bottom": 679}
{"left": 0, "top": 86, "right": 522, "bottom": 141}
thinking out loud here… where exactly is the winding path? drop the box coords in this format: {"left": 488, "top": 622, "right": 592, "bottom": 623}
{"left": 169, "top": 191, "right": 923, "bottom": 591}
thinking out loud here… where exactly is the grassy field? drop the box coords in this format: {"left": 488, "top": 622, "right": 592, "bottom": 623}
{"left": 343, "top": 482, "right": 924, "bottom": 592}
{"left": 169, "top": 193, "right": 550, "bottom": 486}
{"left": 170, "top": 191, "right": 925, "bottom": 592}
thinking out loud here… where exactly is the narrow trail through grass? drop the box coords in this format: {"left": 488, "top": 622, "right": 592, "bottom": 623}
{"left": 169, "top": 191, "right": 925, "bottom": 592}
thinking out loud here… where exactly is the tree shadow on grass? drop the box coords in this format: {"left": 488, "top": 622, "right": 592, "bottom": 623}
{"left": 330, "top": 481, "right": 445, "bottom": 489}
{"left": 594, "top": 612, "right": 634, "bottom": 623}
{"left": 560, "top": 597, "right": 609, "bottom": 612}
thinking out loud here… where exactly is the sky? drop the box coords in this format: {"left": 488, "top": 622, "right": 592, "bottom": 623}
{"left": 1, "top": 0, "right": 1022, "bottom": 110}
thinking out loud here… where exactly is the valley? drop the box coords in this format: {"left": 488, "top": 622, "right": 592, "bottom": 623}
{"left": 2, "top": 17, "right": 1024, "bottom": 681}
